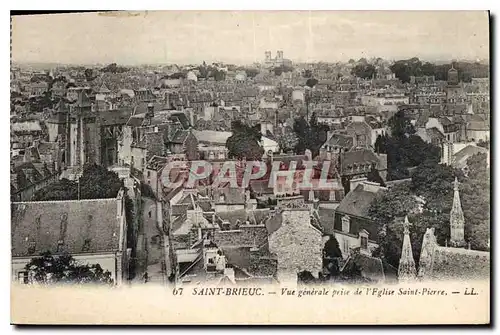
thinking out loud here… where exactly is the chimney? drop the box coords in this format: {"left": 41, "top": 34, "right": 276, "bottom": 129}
{"left": 308, "top": 190, "right": 315, "bottom": 202}
{"left": 349, "top": 177, "right": 367, "bottom": 192}
{"left": 147, "top": 103, "right": 154, "bottom": 119}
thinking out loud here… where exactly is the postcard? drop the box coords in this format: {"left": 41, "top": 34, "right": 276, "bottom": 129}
{"left": 10, "top": 10, "right": 490, "bottom": 325}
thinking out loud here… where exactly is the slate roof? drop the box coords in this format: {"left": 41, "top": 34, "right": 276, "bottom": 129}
{"left": 99, "top": 108, "right": 133, "bottom": 126}
{"left": 346, "top": 121, "right": 372, "bottom": 134}
{"left": 11, "top": 199, "right": 121, "bottom": 257}
{"left": 426, "top": 127, "right": 446, "bottom": 140}
{"left": 341, "top": 250, "right": 385, "bottom": 282}
{"left": 11, "top": 120, "right": 42, "bottom": 133}
{"left": 214, "top": 188, "right": 246, "bottom": 205}
{"left": 467, "top": 121, "right": 489, "bottom": 131}
{"left": 324, "top": 133, "right": 354, "bottom": 149}
{"left": 317, "top": 207, "right": 336, "bottom": 235}
{"left": 341, "top": 149, "right": 380, "bottom": 168}
{"left": 336, "top": 183, "right": 383, "bottom": 218}
{"left": 453, "top": 145, "right": 488, "bottom": 166}
{"left": 169, "top": 129, "right": 189, "bottom": 144}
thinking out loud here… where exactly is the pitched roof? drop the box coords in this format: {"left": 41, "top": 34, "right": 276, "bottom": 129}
{"left": 467, "top": 121, "right": 489, "bottom": 131}
{"left": 426, "top": 127, "right": 446, "bottom": 140}
{"left": 11, "top": 199, "right": 122, "bottom": 257}
{"left": 99, "top": 108, "right": 133, "bottom": 126}
{"left": 341, "top": 149, "right": 379, "bottom": 168}
{"left": 169, "top": 129, "right": 189, "bottom": 144}
{"left": 346, "top": 121, "right": 372, "bottom": 134}
{"left": 453, "top": 145, "right": 488, "bottom": 165}
{"left": 11, "top": 120, "right": 42, "bottom": 133}
{"left": 336, "top": 183, "right": 383, "bottom": 218}
{"left": 324, "top": 133, "right": 354, "bottom": 149}
{"left": 341, "top": 251, "right": 385, "bottom": 282}
{"left": 317, "top": 207, "right": 336, "bottom": 234}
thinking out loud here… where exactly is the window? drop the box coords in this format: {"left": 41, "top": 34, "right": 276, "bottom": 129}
{"left": 18, "top": 271, "right": 28, "bottom": 284}
{"left": 343, "top": 240, "right": 349, "bottom": 255}
{"left": 361, "top": 236, "right": 368, "bottom": 250}
{"left": 57, "top": 240, "right": 64, "bottom": 253}
{"left": 341, "top": 215, "right": 350, "bottom": 233}
{"left": 147, "top": 171, "right": 151, "bottom": 178}
{"left": 148, "top": 211, "right": 152, "bottom": 218}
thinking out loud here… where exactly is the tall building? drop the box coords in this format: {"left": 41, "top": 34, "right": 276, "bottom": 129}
{"left": 398, "top": 216, "right": 417, "bottom": 282}
{"left": 445, "top": 62, "right": 466, "bottom": 104}
{"left": 450, "top": 177, "right": 466, "bottom": 247}
{"left": 263, "top": 50, "right": 292, "bottom": 69}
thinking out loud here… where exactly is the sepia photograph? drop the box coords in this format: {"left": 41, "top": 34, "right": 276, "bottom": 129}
{"left": 9, "top": 10, "right": 491, "bottom": 325}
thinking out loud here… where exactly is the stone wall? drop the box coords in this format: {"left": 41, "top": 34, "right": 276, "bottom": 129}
{"left": 269, "top": 209, "right": 323, "bottom": 283}
{"left": 214, "top": 225, "right": 268, "bottom": 247}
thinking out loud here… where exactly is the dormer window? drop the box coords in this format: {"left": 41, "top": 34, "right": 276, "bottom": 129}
{"left": 28, "top": 241, "right": 36, "bottom": 255}
{"left": 341, "top": 215, "right": 350, "bottom": 233}
{"left": 57, "top": 239, "right": 64, "bottom": 253}
{"left": 82, "top": 238, "right": 91, "bottom": 252}
{"left": 361, "top": 235, "right": 368, "bottom": 250}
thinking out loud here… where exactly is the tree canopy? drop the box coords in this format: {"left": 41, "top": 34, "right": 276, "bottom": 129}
{"left": 389, "top": 58, "right": 488, "bottom": 83}
{"left": 305, "top": 78, "right": 318, "bottom": 88}
{"left": 33, "top": 164, "right": 124, "bottom": 201}
{"left": 292, "top": 113, "right": 329, "bottom": 157}
{"left": 100, "top": 63, "right": 129, "bottom": 73}
{"left": 377, "top": 110, "right": 441, "bottom": 181}
{"left": 351, "top": 63, "right": 377, "bottom": 79}
{"left": 24, "top": 252, "right": 113, "bottom": 285}
{"left": 461, "top": 152, "right": 490, "bottom": 250}
{"left": 226, "top": 120, "right": 264, "bottom": 160}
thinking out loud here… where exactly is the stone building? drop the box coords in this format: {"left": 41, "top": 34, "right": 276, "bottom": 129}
{"left": 268, "top": 206, "right": 323, "bottom": 283}
{"left": 11, "top": 189, "right": 130, "bottom": 285}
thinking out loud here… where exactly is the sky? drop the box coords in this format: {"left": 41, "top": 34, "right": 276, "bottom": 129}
{"left": 11, "top": 11, "right": 490, "bottom": 66}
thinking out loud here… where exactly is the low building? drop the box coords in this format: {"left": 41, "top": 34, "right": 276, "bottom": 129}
{"left": 11, "top": 189, "right": 130, "bottom": 285}
{"left": 333, "top": 180, "right": 386, "bottom": 259}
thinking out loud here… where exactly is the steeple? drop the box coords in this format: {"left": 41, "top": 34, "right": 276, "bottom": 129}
{"left": 398, "top": 216, "right": 417, "bottom": 282}
{"left": 450, "top": 177, "right": 466, "bottom": 247}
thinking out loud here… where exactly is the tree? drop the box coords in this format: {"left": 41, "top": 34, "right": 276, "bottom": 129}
{"left": 367, "top": 164, "right": 386, "bottom": 187}
{"left": 226, "top": 120, "right": 264, "bottom": 160}
{"left": 297, "top": 270, "right": 317, "bottom": 285}
{"left": 351, "top": 63, "right": 376, "bottom": 79}
{"left": 305, "top": 78, "right": 318, "bottom": 88}
{"left": 388, "top": 110, "right": 415, "bottom": 138}
{"left": 101, "top": 63, "right": 129, "bottom": 74}
{"left": 277, "top": 131, "right": 299, "bottom": 153}
{"left": 410, "top": 161, "right": 456, "bottom": 205}
{"left": 84, "top": 68, "right": 97, "bottom": 81}
{"left": 461, "top": 153, "right": 490, "bottom": 250}
{"left": 368, "top": 183, "right": 422, "bottom": 268}
{"left": 33, "top": 164, "right": 124, "bottom": 201}
{"left": 25, "top": 252, "right": 113, "bottom": 285}
{"left": 374, "top": 134, "right": 388, "bottom": 154}
{"left": 323, "top": 235, "right": 342, "bottom": 259}
{"left": 245, "top": 68, "right": 259, "bottom": 78}
{"left": 322, "top": 235, "right": 342, "bottom": 278}
{"left": 477, "top": 139, "right": 490, "bottom": 149}
{"left": 292, "top": 113, "right": 329, "bottom": 157}
{"left": 382, "top": 111, "right": 441, "bottom": 181}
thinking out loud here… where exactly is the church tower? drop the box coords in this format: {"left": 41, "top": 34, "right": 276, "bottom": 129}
{"left": 447, "top": 62, "right": 459, "bottom": 86}
{"left": 450, "top": 177, "right": 466, "bottom": 247}
{"left": 398, "top": 216, "right": 417, "bottom": 282}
